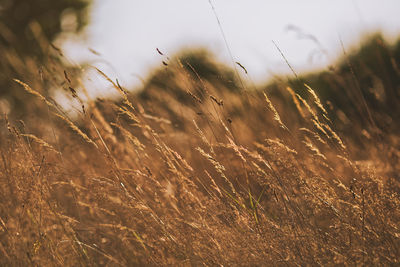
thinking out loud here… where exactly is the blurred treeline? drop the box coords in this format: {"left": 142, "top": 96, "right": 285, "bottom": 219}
{"left": 0, "top": 0, "right": 399, "bottom": 141}
{"left": 284, "top": 34, "right": 400, "bottom": 138}
{"left": 0, "top": 0, "right": 90, "bottom": 117}
{"left": 127, "top": 34, "right": 400, "bottom": 143}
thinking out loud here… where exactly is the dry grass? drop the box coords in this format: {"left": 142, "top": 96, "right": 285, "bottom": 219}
{"left": 1, "top": 36, "right": 400, "bottom": 266}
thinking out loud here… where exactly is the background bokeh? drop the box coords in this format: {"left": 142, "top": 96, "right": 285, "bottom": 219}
{"left": 62, "top": 0, "right": 400, "bottom": 88}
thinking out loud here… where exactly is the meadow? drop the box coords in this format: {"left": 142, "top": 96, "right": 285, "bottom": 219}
{"left": 0, "top": 34, "right": 400, "bottom": 266}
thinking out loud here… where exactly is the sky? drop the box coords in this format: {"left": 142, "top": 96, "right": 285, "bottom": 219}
{"left": 61, "top": 0, "right": 400, "bottom": 95}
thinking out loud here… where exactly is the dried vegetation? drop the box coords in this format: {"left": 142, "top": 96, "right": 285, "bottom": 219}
{"left": 1, "top": 35, "right": 400, "bottom": 266}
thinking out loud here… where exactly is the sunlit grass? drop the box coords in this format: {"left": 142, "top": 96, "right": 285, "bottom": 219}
{"left": 0, "top": 34, "right": 400, "bottom": 266}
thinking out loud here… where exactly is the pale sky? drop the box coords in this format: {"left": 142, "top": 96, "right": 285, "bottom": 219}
{"left": 62, "top": 0, "right": 400, "bottom": 95}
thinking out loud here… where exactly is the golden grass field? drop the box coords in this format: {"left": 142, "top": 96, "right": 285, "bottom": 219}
{"left": 1, "top": 34, "right": 400, "bottom": 266}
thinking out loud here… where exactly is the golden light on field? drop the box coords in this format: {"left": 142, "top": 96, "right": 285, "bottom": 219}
{"left": 1, "top": 0, "right": 400, "bottom": 265}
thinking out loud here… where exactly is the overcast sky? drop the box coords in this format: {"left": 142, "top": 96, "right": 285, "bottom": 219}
{"left": 62, "top": 0, "right": 400, "bottom": 93}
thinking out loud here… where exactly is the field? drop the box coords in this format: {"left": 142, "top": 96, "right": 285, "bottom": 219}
{"left": 1, "top": 34, "right": 400, "bottom": 266}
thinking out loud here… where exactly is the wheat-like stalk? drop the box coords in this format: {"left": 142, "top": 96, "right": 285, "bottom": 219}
{"left": 197, "top": 147, "right": 237, "bottom": 195}
{"left": 286, "top": 86, "right": 305, "bottom": 119}
{"left": 304, "top": 83, "right": 328, "bottom": 116}
{"left": 14, "top": 79, "right": 56, "bottom": 109}
{"left": 302, "top": 137, "right": 327, "bottom": 161}
{"left": 22, "top": 134, "right": 60, "bottom": 154}
{"left": 264, "top": 92, "right": 288, "bottom": 130}
{"left": 53, "top": 113, "right": 98, "bottom": 148}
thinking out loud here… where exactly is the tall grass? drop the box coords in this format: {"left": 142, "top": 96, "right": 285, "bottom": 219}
{"left": 0, "top": 35, "right": 400, "bottom": 266}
